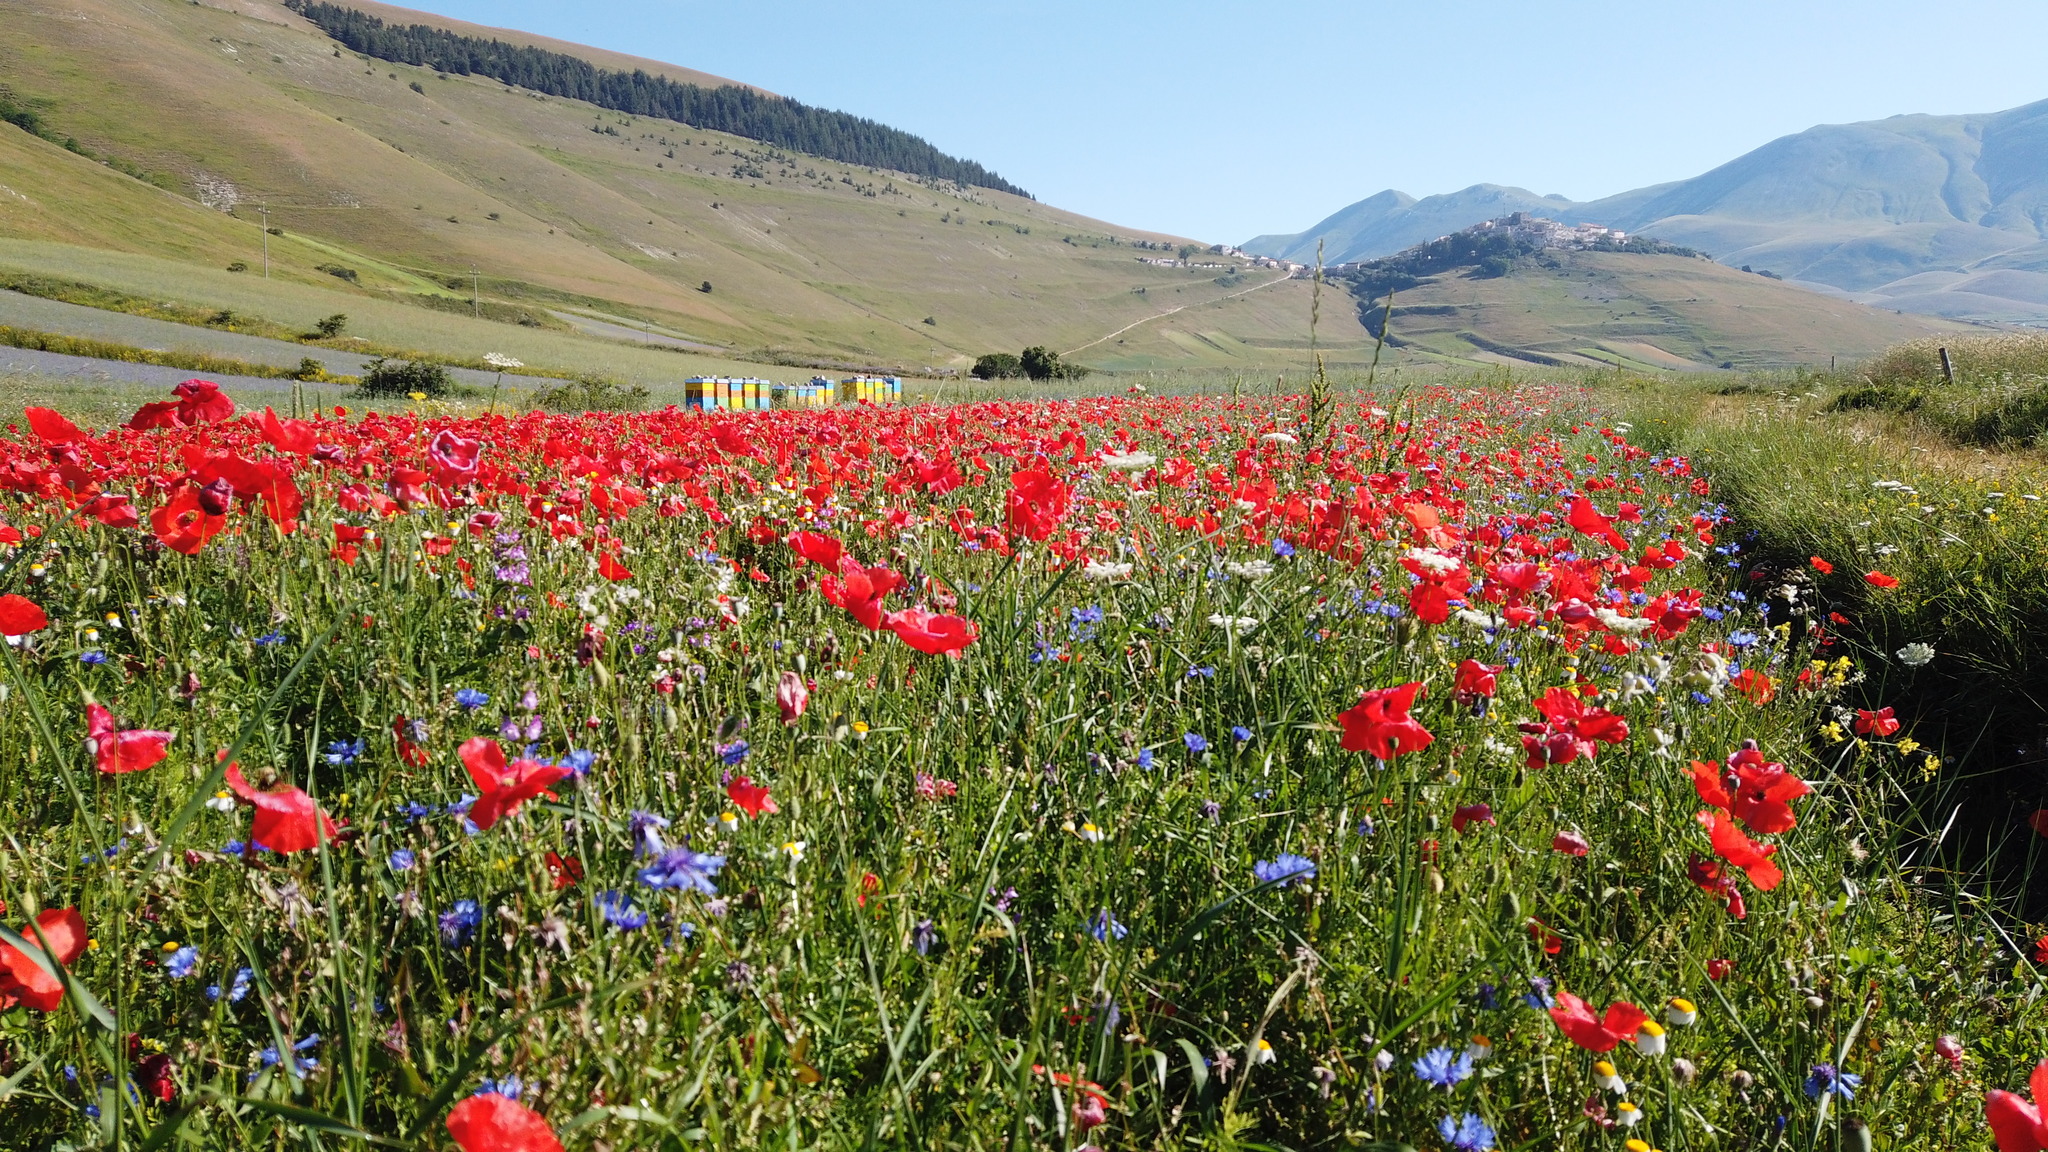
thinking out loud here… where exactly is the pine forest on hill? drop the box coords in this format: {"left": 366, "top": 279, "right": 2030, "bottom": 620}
{"left": 285, "top": 1, "right": 1031, "bottom": 198}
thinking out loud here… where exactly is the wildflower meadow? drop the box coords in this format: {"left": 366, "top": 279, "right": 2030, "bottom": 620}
{"left": 0, "top": 378, "right": 2042, "bottom": 1150}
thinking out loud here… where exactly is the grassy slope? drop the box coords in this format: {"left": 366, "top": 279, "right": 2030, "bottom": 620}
{"left": 1365, "top": 251, "right": 1977, "bottom": 370}
{"left": 1, "top": 0, "right": 1315, "bottom": 371}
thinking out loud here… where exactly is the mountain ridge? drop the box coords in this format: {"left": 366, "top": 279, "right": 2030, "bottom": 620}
{"left": 1249, "top": 98, "right": 2048, "bottom": 323}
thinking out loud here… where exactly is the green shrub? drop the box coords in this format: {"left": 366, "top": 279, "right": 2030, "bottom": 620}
{"left": 971, "top": 352, "right": 1021, "bottom": 379}
{"left": 356, "top": 357, "right": 452, "bottom": 397}
{"left": 531, "top": 373, "right": 650, "bottom": 412}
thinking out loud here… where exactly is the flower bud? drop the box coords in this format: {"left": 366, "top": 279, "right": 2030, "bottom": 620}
{"left": 776, "top": 670, "right": 810, "bottom": 725}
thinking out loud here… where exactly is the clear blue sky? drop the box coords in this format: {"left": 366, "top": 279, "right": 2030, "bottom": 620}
{"left": 407, "top": 0, "right": 2048, "bottom": 244}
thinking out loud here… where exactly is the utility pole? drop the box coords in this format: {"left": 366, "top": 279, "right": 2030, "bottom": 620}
{"left": 258, "top": 206, "right": 271, "bottom": 278}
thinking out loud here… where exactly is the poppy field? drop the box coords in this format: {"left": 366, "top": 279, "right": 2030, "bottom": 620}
{"left": 0, "top": 378, "right": 2043, "bottom": 1151}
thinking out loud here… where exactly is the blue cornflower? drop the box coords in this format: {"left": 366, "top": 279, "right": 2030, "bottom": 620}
{"left": 1689, "top": 691, "right": 1715, "bottom": 706}
{"left": 1412, "top": 1046, "right": 1474, "bottom": 1089}
{"left": 165, "top": 946, "right": 200, "bottom": 979}
{"left": 1727, "top": 630, "right": 1759, "bottom": 648}
{"left": 438, "top": 900, "right": 482, "bottom": 947}
{"left": 629, "top": 810, "right": 671, "bottom": 857}
{"left": 475, "top": 1075, "right": 523, "bottom": 1100}
{"left": 596, "top": 890, "right": 648, "bottom": 930}
{"left": 322, "top": 738, "right": 365, "bottom": 766}
{"left": 717, "top": 739, "right": 751, "bottom": 765}
{"left": 1231, "top": 725, "right": 1253, "bottom": 743}
{"left": 912, "top": 918, "right": 937, "bottom": 956}
{"left": 1136, "top": 749, "right": 1155, "bottom": 771}
{"left": 447, "top": 794, "right": 476, "bottom": 816}
{"left": 1522, "top": 977, "right": 1556, "bottom": 1010}
{"left": 638, "top": 846, "right": 726, "bottom": 895}
{"left": 1253, "top": 854, "right": 1316, "bottom": 888}
{"left": 1475, "top": 982, "right": 1499, "bottom": 1011}
{"left": 1437, "top": 1112, "right": 1497, "bottom": 1152}
{"left": 1803, "top": 1063, "right": 1861, "bottom": 1100}
{"left": 397, "top": 801, "right": 434, "bottom": 824}
{"left": 454, "top": 688, "right": 489, "bottom": 710}
{"left": 1272, "top": 538, "right": 1295, "bottom": 558}
{"left": 1087, "top": 910, "right": 1129, "bottom": 942}
{"left": 1183, "top": 732, "right": 1209, "bottom": 754}
{"left": 208, "top": 966, "right": 254, "bottom": 1003}
{"left": 1186, "top": 665, "right": 1215, "bottom": 679}
{"left": 79, "top": 651, "right": 107, "bottom": 665}
{"left": 222, "top": 839, "right": 248, "bottom": 856}
{"left": 558, "top": 749, "right": 596, "bottom": 776}
{"left": 388, "top": 848, "right": 417, "bottom": 872}
{"left": 255, "top": 631, "right": 288, "bottom": 647}
{"left": 1068, "top": 605, "right": 1104, "bottom": 642}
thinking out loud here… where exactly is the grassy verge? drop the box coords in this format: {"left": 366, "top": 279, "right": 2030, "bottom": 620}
{"left": 1598, "top": 370, "right": 2048, "bottom": 905}
{"left": 0, "top": 324, "right": 352, "bottom": 383}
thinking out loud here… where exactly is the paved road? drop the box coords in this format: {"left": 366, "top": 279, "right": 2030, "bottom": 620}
{"left": 1, "top": 347, "right": 305, "bottom": 400}
{"left": 0, "top": 290, "right": 526, "bottom": 389}
{"left": 547, "top": 309, "right": 727, "bottom": 353}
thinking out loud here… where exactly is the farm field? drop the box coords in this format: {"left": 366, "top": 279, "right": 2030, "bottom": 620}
{"left": 2, "top": 368, "right": 2045, "bottom": 1151}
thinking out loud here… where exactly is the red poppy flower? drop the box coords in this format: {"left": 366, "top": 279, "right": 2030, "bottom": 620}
{"left": 1518, "top": 687, "right": 1628, "bottom": 769}
{"left": 1695, "top": 809, "right": 1783, "bottom": 891}
{"left": 149, "top": 483, "right": 228, "bottom": 555}
{"left": 1452, "top": 659, "right": 1501, "bottom": 700}
{"left": 0, "top": 907, "right": 88, "bottom": 1012}
{"left": 1547, "top": 991, "right": 1649, "bottom": 1053}
{"left": 2035, "top": 935, "right": 2048, "bottom": 964}
{"left": 544, "top": 852, "right": 584, "bottom": 890}
{"left": 1854, "top": 707, "right": 1901, "bottom": 737}
{"left": 726, "top": 775, "right": 779, "bottom": 817}
{"left": 0, "top": 594, "right": 49, "bottom": 636}
{"left": 260, "top": 407, "right": 319, "bottom": 455}
{"left": 85, "top": 704, "right": 172, "bottom": 775}
{"left": 173, "top": 379, "right": 235, "bottom": 423}
{"left": 1689, "top": 747, "right": 1810, "bottom": 835}
{"left": 1552, "top": 830, "right": 1590, "bottom": 856}
{"left": 2030, "top": 811, "right": 2048, "bottom": 840}
{"left": 23, "top": 406, "right": 85, "bottom": 444}
{"left": 1527, "top": 917, "right": 1563, "bottom": 955}
{"left": 1729, "top": 668, "right": 1776, "bottom": 704}
{"left": 1988, "top": 1061, "right": 2048, "bottom": 1152}
{"left": 1005, "top": 466, "right": 1071, "bottom": 541}
{"left": 458, "top": 737, "right": 571, "bottom": 832}
{"left": 1864, "top": 571, "right": 1900, "bottom": 589}
{"left": 1565, "top": 497, "right": 1627, "bottom": 551}
{"left": 1810, "top": 556, "right": 1834, "bottom": 575}
{"left": 883, "top": 608, "right": 978, "bottom": 655}
{"left": 596, "top": 553, "right": 633, "bottom": 581}
{"left": 1706, "top": 958, "right": 1734, "bottom": 980}
{"left": 1336, "top": 682, "right": 1433, "bottom": 760}
{"left": 446, "top": 1093, "right": 565, "bottom": 1152}
{"left": 821, "top": 557, "right": 903, "bottom": 630}
{"left": 225, "top": 764, "right": 338, "bottom": 854}
{"left": 427, "top": 429, "right": 482, "bottom": 487}
{"left": 134, "top": 1051, "right": 176, "bottom": 1103}
{"left": 1451, "top": 803, "right": 1494, "bottom": 834}
{"left": 785, "top": 531, "right": 844, "bottom": 569}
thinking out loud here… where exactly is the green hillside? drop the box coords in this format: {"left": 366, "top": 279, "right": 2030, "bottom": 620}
{"left": 1339, "top": 248, "right": 1974, "bottom": 372}
{"left": 0, "top": 0, "right": 1318, "bottom": 374}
